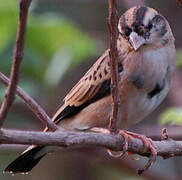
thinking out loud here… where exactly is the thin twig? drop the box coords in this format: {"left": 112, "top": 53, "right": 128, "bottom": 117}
{"left": 1, "top": 128, "right": 182, "bottom": 159}
{"left": 0, "top": 0, "right": 31, "bottom": 127}
{"left": 0, "top": 72, "right": 58, "bottom": 131}
{"left": 108, "top": 0, "right": 120, "bottom": 133}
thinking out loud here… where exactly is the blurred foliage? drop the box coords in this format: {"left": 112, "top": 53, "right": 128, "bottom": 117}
{"left": 0, "top": 0, "right": 97, "bottom": 101}
{"left": 159, "top": 107, "right": 182, "bottom": 125}
{"left": 176, "top": 49, "right": 182, "bottom": 68}
{"left": 0, "top": 1, "right": 18, "bottom": 54}
{"left": 0, "top": 0, "right": 96, "bottom": 82}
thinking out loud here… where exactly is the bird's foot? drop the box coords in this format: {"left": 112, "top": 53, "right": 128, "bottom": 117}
{"left": 108, "top": 130, "right": 129, "bottom": 158}
{"left": 90, "top": 128, "right": 129, "bottom": 158}
{"left": 124, "top": 131, "right": 157, "bottom": 175}
{"left": 90, "top": 128, "right": 157, "bottom": 175}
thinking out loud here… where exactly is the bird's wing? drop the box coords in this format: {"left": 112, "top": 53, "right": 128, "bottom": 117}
{"left": 51, "top": 49, "right": 123, "bottom": 124}
{"left": 65, "top": 50, "right": 111, "bottom": 107}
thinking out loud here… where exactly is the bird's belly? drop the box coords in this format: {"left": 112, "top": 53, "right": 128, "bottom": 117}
{"left": 121, "top": 85, "right": 169, "bottom": 128}
{"left": 60, "top": 85, "right": 169, "bottom": 131}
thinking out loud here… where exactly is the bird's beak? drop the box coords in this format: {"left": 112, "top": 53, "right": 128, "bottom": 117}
{"left": 129, "top": 32, "right": 146, "bottom": 51}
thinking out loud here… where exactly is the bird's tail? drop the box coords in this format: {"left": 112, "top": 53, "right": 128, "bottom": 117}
{"left": 4, "top": 146, "right": 46, "bottom": 174}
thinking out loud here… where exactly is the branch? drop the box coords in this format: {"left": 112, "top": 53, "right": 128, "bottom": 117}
{"left": 1, "top": 128, "right": 182, "bottom": 159}
{"left": 0, "top": 72, "right": 58, "bottom": 131}
{"left": 0, "top": 0, "right": 31, "bottom": 127}
{"left": 108, "top": 0, "right": 120, "bottom": 133}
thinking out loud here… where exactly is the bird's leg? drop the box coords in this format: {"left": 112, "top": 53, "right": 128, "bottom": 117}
{"left": 90, "top": 127, "right": 129, "bottom": 158}
{"left": 123, "top": 131, "right": 157, "bottom": 175}
{"left": 91, "top": 128, "right": 157, "bottom": 174}
{"left": 107, "top": 130, "right": 129, "bottom": 157}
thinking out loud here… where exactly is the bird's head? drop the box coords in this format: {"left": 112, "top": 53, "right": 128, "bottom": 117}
{"left": 118, "top": 6, "right": 175, "bottom": 51}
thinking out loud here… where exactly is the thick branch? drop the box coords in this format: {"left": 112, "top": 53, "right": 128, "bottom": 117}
{"left": 1, "top": 128, "right": 182, "bottom": 158}
{"left": 0, "top": 72, "right": 58, "bottom": 131}
{"left": 0, "top": 0, "right": 31, "bottom": 127}
{"left": 108, "top": 0, "right": 120, "bottom": 133}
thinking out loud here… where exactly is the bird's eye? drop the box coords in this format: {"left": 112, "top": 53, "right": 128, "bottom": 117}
{"left": 124, "top": 26, "right": 132, "bottom": 37}
{"left": 147, "top": 21, "right": 153, "bottom": 30}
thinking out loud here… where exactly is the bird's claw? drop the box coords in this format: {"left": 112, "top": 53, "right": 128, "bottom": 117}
{"left": 108, "top": 130, "right": 157, "bottom": 174}
{"left": 91, "top": 128, "right": 129, "bottom": 158}
{"left": 91, "top": 127, "right": 157, "bottom": 175}
{"left": 125, "top": 131, "right": 157, "bottom": 175}
{"left": 107, "top": 130, "right": 129, "bottom": 158}
{"left": 137, "top": 141, "right": 157, "bottom": 175}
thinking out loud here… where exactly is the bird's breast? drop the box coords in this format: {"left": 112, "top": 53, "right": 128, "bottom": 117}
{"left": 118, "top": 83, "right": 170, "bottom": 128}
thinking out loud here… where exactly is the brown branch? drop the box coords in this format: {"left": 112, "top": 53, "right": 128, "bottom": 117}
{"left": 108, "top": 0, "right": 120, "bottom": 133}
{"left": 0, "top": 72, "right": 58, "bottom": 131}
{"left": 0, "top": 0, "right": 32, "bottom": 127}
{"left": 1, "top": 128, "right": 182, "bottom": 159}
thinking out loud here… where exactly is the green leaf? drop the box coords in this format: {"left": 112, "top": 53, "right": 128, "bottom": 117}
{"left": 159, "top": 107, "right": 182, "bottom": 125}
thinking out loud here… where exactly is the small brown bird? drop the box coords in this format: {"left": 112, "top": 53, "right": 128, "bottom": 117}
{"left": 5, "top": 6, "right": 176, "bottom": 174}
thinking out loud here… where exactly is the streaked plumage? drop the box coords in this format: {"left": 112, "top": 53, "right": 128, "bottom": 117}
{"left": 5, "top": 6, "right": 176, "bottom": 173}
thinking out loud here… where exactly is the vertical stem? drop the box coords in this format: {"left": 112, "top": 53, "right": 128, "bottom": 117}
{"left": 0, "top": 0, "right": 32, "bottom": 127}
{"left": 108, "top": 0, "right": 120, "bottom": 134}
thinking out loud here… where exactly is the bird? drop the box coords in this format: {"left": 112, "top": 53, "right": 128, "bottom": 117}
{"left": 5, "top": 6, "right": 176, "bottom": 174}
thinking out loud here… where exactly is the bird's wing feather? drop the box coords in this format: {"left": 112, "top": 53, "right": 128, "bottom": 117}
{"left": 51, "top": 49, "right": 124, "bottom": 125}
{"left": 65, "top": 50, "right": 111, "bottom": 106}
{"left": 51, "top": 50, "right": 115, "bottom": 124}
